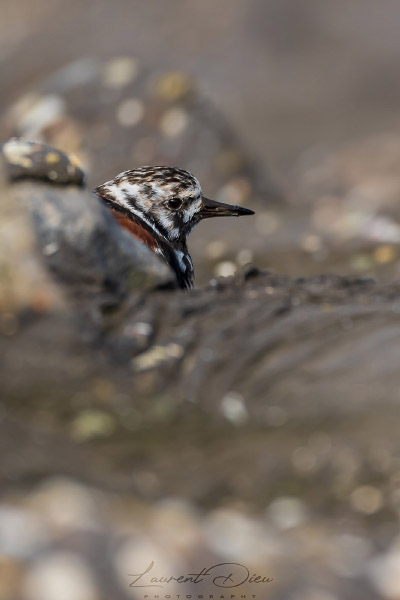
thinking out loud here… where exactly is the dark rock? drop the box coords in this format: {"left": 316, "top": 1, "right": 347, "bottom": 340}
{"left": 2, "top": 138, "right": 85, "bottom": 185}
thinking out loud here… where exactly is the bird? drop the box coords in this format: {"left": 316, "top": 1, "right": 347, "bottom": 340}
{"left": 94, "top": 166, "right": 254, "bottom": 289}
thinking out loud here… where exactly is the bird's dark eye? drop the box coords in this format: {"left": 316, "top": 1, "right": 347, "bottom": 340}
{"left": 167, "top": 198, "right": 182, "bottom": 210}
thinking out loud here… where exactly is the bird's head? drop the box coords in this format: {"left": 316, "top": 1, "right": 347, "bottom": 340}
{"left": 95, "top": 166, "right": 254, "bottom": 244}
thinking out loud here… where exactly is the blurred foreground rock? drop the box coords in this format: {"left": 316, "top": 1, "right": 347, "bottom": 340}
{"left": 1, "top": 138, "right": 400, "bottom": 486}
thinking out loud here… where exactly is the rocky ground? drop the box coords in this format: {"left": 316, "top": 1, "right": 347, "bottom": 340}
{"left": 2, "top": 2, "right": 400, "bottom": 599}
{"left": 1, "top": 135, "right": 400, "bottom": 600}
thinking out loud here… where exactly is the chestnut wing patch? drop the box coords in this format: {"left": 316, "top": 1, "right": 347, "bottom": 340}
{"left": 110, "top": 209, "right": 158, "bottom": 252}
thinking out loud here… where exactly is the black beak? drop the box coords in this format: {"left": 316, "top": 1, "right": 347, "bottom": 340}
{"left": 200, "top": 196, "right": 255, "bottom": 219}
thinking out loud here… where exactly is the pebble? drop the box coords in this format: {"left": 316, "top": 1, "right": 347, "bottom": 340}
{"left": 267, "top": 497, "right": 308, "bottom": 530}
{"left": 368, "top": 216, "right": 400, "bottom": 243}
{"left": 301, "top": 233, "right": 323, "bottom": 253}
{"left": 214, "top": 260, "right": 237, "bottom": 278}
{"left": 42, "top": 241, "right": 60, "bottom": 256}
{"left": 114, "top": 537, "right": 175, "bottom": 593}
{"left": 22, "top": 553, "right": 98, "bottom": 600}
{"left": 350, "top": 485, "right": 383, "bottom": 514}
{"left": 70, "top": 410, "right": 117, "bottom": 441}
{"left": 237, "top": 248, "right": 253, "bottom": 265}
{"left": 17, "top": 95, "right": 65, "bottom": 137}
{"left": 132, "top": 342, "right": 185, "bottom": 371}
{"left": 204, "top": 508, "right": 280, "bottom": 564}
{"left": 27, "top": 478, "right": 102, "bottom": 532}
{"left": 160, "top": 107, "right": 188, "bottom": 137}
{"left": 116, "top": 98, "right": 144, "bottom": 128}
{"left": 0, "top": 506, "right": 48, "bottom": 559}
{"left": 220, "top": 392, "right": 248, "bottom": 425}
{"left": 123, "top": 321, "right": 153, "bottom": 339}
{"left": 369, "top": 544, "right": 400, "bottom": 599}
{"left": 155, "top": 71, "right": 193, "bottom": 101}
{"left": 373, "top": 244, "right": 397, "bottom": 264}
{"left": 102, "top": 57, "right": 139, "bottom": 89}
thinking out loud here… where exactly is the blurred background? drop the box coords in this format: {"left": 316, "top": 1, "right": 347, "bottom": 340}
{"left": 2, "top": 1, "right": 400, "bottom": 599}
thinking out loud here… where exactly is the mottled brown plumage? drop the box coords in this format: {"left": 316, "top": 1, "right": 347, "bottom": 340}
{"left": 94, "top": 166, "right": 254, "bottom": 289}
